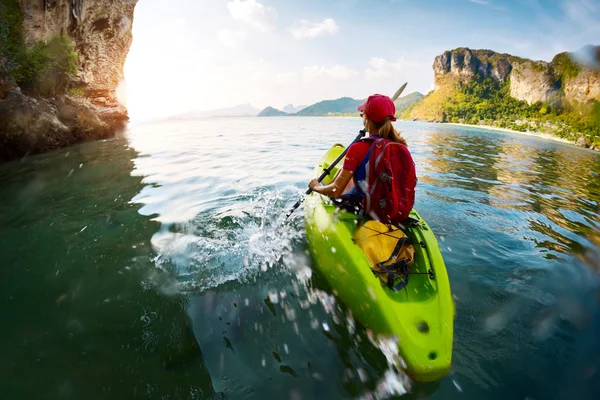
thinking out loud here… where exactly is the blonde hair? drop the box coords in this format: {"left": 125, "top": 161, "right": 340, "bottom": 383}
{"left": 365, "top": 118, "right": 407, "bottom": 146}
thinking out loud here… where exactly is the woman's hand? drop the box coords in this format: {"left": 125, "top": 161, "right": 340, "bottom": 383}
{"left": 308, "top": 179, "right": 322, "bottom": 192}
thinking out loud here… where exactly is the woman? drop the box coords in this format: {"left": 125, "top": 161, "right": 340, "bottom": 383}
{"left": 308, "top": 94, "right": 409, "bottom": 214}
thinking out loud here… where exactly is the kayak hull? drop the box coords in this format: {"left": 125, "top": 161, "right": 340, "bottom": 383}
{"left": 304, "top": 143, "right": 454, "bottom": 382}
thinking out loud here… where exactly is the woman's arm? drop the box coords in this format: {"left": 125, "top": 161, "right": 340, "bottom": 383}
{"left": 308, "top": 168, "right": 353, "bottom": 199}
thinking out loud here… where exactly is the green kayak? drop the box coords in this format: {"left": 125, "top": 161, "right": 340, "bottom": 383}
{"left": 304, "top": 143, "right": 454, "bottom": 382}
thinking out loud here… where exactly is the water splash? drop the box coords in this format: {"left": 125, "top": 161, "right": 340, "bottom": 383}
{"left": 145, "top": 188, "right": 305, "bottom": 293}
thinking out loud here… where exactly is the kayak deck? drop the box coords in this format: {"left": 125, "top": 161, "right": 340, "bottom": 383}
{"left": 304, "top": 143, "right": 454, "bottom": 382}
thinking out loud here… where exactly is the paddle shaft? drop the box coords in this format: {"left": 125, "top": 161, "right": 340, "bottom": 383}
{"left": 285, "top": 82, "right": 408, "bottom": 219}
{"left": 285, "top": 129, "right": 366, "bottom": 219}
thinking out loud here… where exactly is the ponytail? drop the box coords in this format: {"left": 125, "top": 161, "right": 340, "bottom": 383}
{"left": 365, "top": 118, "right": 407, "bottom": 146}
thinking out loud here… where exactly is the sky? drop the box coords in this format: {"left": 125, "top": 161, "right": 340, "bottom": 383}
{"left": 123, "top": 0, "right": 600, "bottom": 121}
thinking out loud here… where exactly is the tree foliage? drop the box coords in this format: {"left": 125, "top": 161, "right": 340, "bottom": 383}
{"left": 434, "top": 77, "right": 599, "bottom": 146}
{"left": 0, "top": 0, "right": 78, "bottom": 97}
{"left": 0, "top": 0, "right": 24, "bottom": 77}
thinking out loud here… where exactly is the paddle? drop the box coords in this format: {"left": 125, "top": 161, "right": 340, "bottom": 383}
{"left": 285, "top": 82, "right": 408, "bottom": 219}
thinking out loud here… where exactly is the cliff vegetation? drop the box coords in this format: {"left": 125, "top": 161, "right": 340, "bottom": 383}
{"left": 1, "top": 0, "right": 78, "bottom": 96}
{"left": 0, "top": 0, "right": 136, "bottom": 162}
{"left": 404, "top": 47, "right": 600, "bottom": 149}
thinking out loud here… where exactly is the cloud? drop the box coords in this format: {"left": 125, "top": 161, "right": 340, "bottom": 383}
{"left": 227, "top": 0, "right": 278, "bottom": 32}
{"left": 302, "top": 65, "right": 359, "bottom": 81}
{"left": 362, "top": 56, "right": 433, "bottom": 96}
{"left": 290, "top": 18, "right": 340, "bottom": 39}
{"left": 218, "top": 30, "right": 247, "bottom": 48}
{"left": 366, "top": 57, "right": 406, "bottom": 80}
{"left": 563, "top": 0, "right": 600, "bottom": 32}
{"left": 276, "top": 71, "right": 299, "bottom": 84}
{"left": 470, "top": 0, "right": 489, "bottom": 4}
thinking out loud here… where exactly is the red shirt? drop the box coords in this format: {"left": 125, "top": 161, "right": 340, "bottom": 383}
{"left": 343, "top": 141, "right": 371, "bottom": 172}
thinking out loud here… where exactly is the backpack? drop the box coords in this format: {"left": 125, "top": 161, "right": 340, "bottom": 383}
{"left": 362, "top": 138, "right": 416, "bottom": 224}
{"left": 354, "top": 220, "right": 415, "bottom": 291}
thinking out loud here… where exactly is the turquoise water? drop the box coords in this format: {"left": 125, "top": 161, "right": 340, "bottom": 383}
{"left": 1, "top": 117, "right": 600, "bottom": 399}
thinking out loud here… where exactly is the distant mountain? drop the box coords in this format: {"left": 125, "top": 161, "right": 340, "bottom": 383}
{"left": 295, "top": 97, "right": 364, "bottom": 116}
{"left": 291, "top": 93, "right": 423, "bottom": 117}
{"left": 258, "top": 106, "right": 289, "bottom": 117}
{"left": 282, "top": 104, "right": 307, "bottom": 113}
{"left": 174, "top": 103, "right": 261, "bottom": 119}
{"left": 394, "top": 92, "right": 424, "bottom": 112}
{"left": 174, "top": 92, "right": 423, "bottom": 120}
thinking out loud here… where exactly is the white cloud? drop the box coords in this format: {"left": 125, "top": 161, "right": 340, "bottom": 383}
{"left": 366, "top": 57, "right": 405, "bottom": 80}
{"left": 218, "top": 30, "right": 247, "bottom": 48}
{"left": 564, "top": 0, "right": 600, "bottom": 33}
{"left": 290, "top": 18, "right": 340, "bottom": 39}
{"left": 227, "top": 0, "right": 278, "bottom": 32}
{"left": 302, "top": 65, "right": 359, "bottom": 82}
{"left": 276, "top": 71, "right": 299, "bottom": 84}
{"left": 361, "top": 56, "right": 433, "bottom": 97}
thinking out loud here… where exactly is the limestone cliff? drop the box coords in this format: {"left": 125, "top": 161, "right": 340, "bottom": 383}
{"left": 431, "top": 47, "right": 600, "bottom": 107}
{"left": 405, "top": 47, "right": 600, "bottom": 148}
{"left": 563, "top": 67, "right": 600, "bottom": 105}
{"left": 0, "top": 0, "right": 137, "bottom": 161}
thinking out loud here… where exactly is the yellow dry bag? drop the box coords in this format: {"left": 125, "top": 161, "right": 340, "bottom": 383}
{"left": 354, "top": 220, "right": 415, "bottom": 291}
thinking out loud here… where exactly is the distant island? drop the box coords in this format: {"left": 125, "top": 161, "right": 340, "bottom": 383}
{"left": 403, "top": 46, "right": 600, "bottom": 149}
{"left": 257, "top": 92, "right": 424, "bottom": 117}
{"left": 258, "top": 106, "right": 288, "bottom": 117}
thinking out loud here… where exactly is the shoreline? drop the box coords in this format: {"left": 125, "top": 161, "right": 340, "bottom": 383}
{"left": 411, "top": 121, "right": 598, "bottom": 151}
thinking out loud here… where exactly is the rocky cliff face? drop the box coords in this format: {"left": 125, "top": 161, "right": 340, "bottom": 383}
{"left": 509, "top": 61, "right": 559, "bottom": 105}
{"left": 432, "top": 47, "right": 599, "bottom": 106}
{"left": 0, "top": 0, "right": 136, "bottom": 161}
{"left": 563, "top": 68, "right": 600, "bottom": 105}
{"left": 433, "top": 49, "right": 513, "bottom": 87}
{"left": 22, "top": 0, "right": 135, "bottom": 101}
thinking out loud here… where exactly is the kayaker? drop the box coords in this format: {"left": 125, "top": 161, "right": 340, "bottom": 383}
{"left": 308, "top": 94, "right": 412, "bottom": 216}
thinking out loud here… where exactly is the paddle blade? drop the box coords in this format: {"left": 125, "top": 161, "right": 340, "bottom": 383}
{"left": 391, "top": 82, "right": 408, "bottom": 101}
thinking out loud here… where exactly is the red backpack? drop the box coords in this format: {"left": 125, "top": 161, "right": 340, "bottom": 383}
{"left": 363, "top": 138, "right": 417, "bottom": 224}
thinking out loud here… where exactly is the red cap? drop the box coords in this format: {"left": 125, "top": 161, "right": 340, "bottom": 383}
{"left": 357, "top": 94, "right": 397, "bottom": 123}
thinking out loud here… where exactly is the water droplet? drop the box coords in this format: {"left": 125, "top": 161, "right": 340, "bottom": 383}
{"left": 357, "top": 368, "right": 368, "bottom": 382}
{"left": 268, "top": 290, "right": 279, "bottom": 304}
{"left": 452, "top": 379, "right": 463, "bottom": 392}
{"left": 368, "top": 287, "right": 377, "bottom": 300}
{"left": 285, "top": 306, "right": 296, "bottom": 321}
{"left": 312, "top": 372, "right": 324, "bottom": 381}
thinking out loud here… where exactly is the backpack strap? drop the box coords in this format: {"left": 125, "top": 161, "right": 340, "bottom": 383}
{"left": 371, "top": 258, "right": 410, "bottom": 291}
{"left": 370, "top": 236, "right": 413, "bottom": 291}
{"left": 377, "top": 237, "right": 412, "bottom": 265}
{"left": 361, "top": 139, "right": 378, "bottom": 214}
